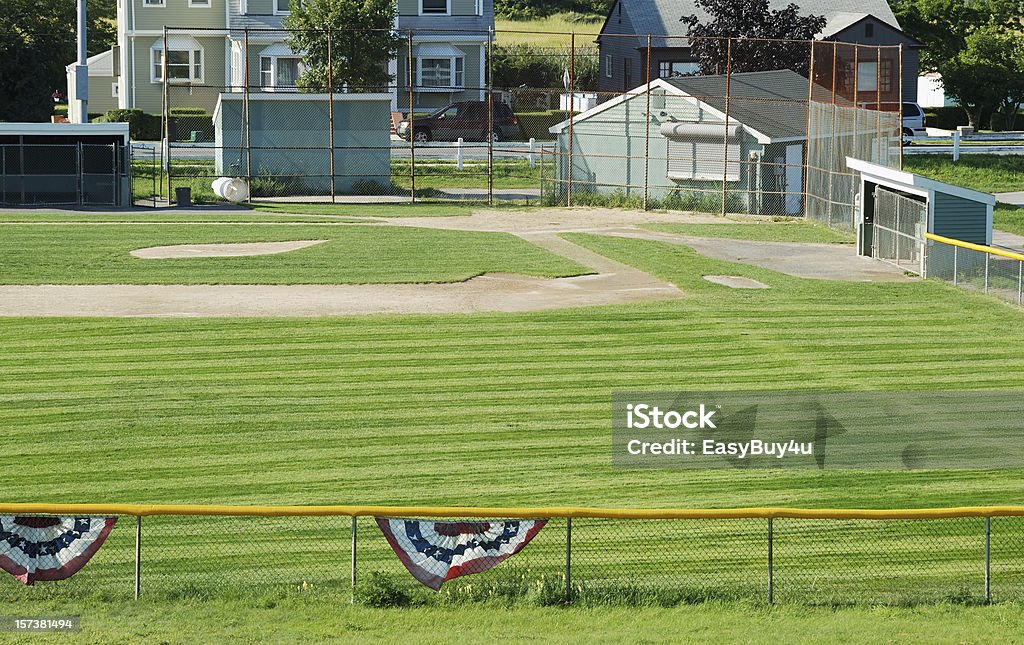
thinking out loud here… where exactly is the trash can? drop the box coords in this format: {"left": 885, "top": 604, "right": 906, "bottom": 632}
{"left": 175, "top": 186, "right": 192, "bottom": 208}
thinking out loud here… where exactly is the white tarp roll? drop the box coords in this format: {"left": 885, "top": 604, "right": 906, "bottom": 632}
{"left": 659, "top": 122, "right": 742, "bottom": 139}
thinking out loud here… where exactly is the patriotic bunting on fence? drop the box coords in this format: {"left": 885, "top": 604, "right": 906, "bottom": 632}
{"left": 376, "top": 517, "right": 547, "bottom": 590}
{"left": 0, "top": 516, "right": 117, "bottom": 585}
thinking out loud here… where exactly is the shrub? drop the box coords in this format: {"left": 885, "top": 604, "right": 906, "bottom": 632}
{"left": 923, "top": 106, "right": 968, "bottom": 131}
{"left": 493, "top": 44, "right": 599, "bottom": 93}
{"left": 355, "top": 572, "right": 412, "bottom": 608}
{"left": 516, "top": 110, "right": 570, "bottom": 141}
{"left": 97, "top": 108, "right": 162, "bottom": 141}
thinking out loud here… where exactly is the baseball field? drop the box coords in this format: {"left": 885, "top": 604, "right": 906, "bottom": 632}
{"left": 2, "top": 203, "right": 1023, "bottom": 642}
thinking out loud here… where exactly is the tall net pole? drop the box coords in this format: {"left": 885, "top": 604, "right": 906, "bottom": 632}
{"left": 244, "top": 29, "right": 252, "bottom": 190}
{"left": 407, "top": 30, "right": 415, "bottom": 204}
{"left": 327, "top": 30, "right": 336, "bottom": 203}
{"left": 643, "top": 34, "right": 652, "bottom": 211}
{"left": 487, "top": 27, "right": 494, "bottom": 206}
{"left": 567, "top": 32, "right": 575, "bottom": 207}
{"left": 721, "top": 37, "right": 732, "bottom": 217}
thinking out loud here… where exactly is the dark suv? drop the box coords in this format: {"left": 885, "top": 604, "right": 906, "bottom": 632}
{"left": 397, "top": 101, "right": 519, "bottom": 143}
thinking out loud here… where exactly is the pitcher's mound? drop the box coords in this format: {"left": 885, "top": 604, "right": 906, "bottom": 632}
{"left": 131, "top": 240, "right": 327, "bottom": 259}
{"left": 702, "top": 275, "right": 770, "bottom": 289}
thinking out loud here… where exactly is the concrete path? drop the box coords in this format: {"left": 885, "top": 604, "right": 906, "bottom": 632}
{"left": 996, "top": 192, "right": 1024, "bottom": 207}
{"left": 604, "top": 229, "right": 912, "bottom": 282}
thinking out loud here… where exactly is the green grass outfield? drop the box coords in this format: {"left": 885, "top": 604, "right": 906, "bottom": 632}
{"left": 5, "top": 599, "right": 1024, "bottom": 643}
{"left": 3, "top": 215, "right": 1024, "bottom": 636}
{"left": 0, "top": 224, "right": 586, "bottom": 284}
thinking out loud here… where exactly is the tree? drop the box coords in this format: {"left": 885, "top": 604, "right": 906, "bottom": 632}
{"left": 891, "top": 0, "right": 1022, "bottom": 128}
{"left": 0, "top": 0, "right": 117, "bottom": 122}
{"left": 284, "top": 0, "right": 404, "bottom": 92}
{"left": 681, "top": 0, "right": 826, "bottom": 76}
{"left": 950, "top": 26, "right": 1024, "bottom": 130}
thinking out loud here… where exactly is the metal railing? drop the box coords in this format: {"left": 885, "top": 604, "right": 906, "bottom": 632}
{"left": 925, "top": 233, "right": 1024, "bottom": 307}
{"left": 3, "top": 503, "right": 1023, "bottom": 607}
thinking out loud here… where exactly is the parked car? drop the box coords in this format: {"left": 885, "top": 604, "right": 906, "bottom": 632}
{"left": 397, "top": 101, "right": 520, "bottom": 143}
{"left": 902, "top": 102, "right": 927, "bottom": 138}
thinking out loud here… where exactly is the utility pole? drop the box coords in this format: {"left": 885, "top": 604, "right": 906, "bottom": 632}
{"left": 72, "top": 0, "right": 89, "bottom": 123}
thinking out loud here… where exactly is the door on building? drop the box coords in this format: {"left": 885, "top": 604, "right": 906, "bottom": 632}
{"left": 872, "top": 186, "right": 927, "bottom": 273}
{"left": 784, "top": 144, "right": 803, "bottom": 215}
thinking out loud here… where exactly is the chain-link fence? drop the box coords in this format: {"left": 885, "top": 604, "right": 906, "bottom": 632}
{"left": 3, "top": 505, "right": 1024, "bottom": 607}
{"left": 149, "top": 27, "right": 901, "bottom": 215}
{"left": 873, "top": 187, "right": 927, "bottom": 274}
{"left": 0, "top": 142, "right": 130, "bottom": 207}
{"left": 926, "top": 234, "right": 1024, "bottom": 307}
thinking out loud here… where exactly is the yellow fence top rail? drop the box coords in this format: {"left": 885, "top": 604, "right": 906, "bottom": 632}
{"left": 0, "top": 503, "right": 1023, "bottom": 520}
{"left": 926, "top": 232, "right": 1024, "bottom": 263}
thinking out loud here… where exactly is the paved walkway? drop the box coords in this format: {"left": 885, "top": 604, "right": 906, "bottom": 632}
{"left": 996, "top": 192, "right": 1024, "bottom": 207}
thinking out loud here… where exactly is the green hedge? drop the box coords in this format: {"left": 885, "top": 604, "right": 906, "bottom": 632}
{"left": 96, "top": 109, "right": 163, "bottom": 141}
{"left": 516, "top": 110, "right": 569, "bottom": 141}
{"left": 923, "top": 106, "right": 968, "bottom": 131}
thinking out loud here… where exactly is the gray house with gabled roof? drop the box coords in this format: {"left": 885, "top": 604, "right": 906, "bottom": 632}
{"left": 596, "top": 0, "right": 922, "bottom": 101}
{"left": 550, "top": 69, "right": 825, "bottom": 215}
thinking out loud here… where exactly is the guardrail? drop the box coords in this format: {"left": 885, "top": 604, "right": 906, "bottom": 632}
{"left": 3, "top": 504, "right": 1023, "bottom": 607}
{"left": 925, "top": 232, "right": 1024, "bottom": 306}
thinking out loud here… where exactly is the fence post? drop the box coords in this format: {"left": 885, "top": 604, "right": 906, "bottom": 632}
{"left": 953, "top": 130, "right": 960, "bottom": 162}
{"left": 407, "top": 30, "right": 415, "bottom": 204}
{"left": 456, "top": 138, "right": 464, "bottom": 170}
{"left": 898, "top": 44, "right": 904, "bottom": 169}
{"left": 643, "top": 34, "right": 652, "bottom": 211}
{"left": 243, "top": 29, "right": 252, "bottom": 191}
{"left": 1018, "top": 260, "right": 1022, "bottom": 306}
{"left": 351, "top": 516, "right": 357, "bottom": 604}
{"left": 134, "top": 516, "right": 141, "bottom": 600}
{"left": 985, "top": 516, "right": 991, "bottom": 604}
{"left": 487, "top": 26, "right": 494, "bottom": 206}
{"left": 327, "top": 30, "right": 336, "bottom": 204}
{"left": 984, "top": 253, "right": 990, "bottom": 293}
{"left": 162, "top": 27, "right": 172, "bottom": 202}
{"left": 565, "top": 517, "right": 572, "bottom": 603}
{"left": 529, "top": 137, "right": 536, "bottom": 169}
{"left": 721, "top": 37, "right": 732, "bottom": 217}
{"left": 767, "top": 517, "right": 774, "bottom": 605}
{"left": 567, "top": 32, "right": 575, "bottom": 208}
{"left": 953, "top": 246, "right": 958, "bottom": 286}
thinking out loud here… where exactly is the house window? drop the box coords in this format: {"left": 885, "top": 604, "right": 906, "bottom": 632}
{"left": 260, "top": 56, "right": 303, "bottom": 90}
{"left": 857, "top": 61, "right": 878, "bottom": 92}
{"left": 275, "top": 0, "right": 296, "bottom": 14}
{"left": 658, "top": 61, "right": 699, "bottom": 78}
{"left": 189, "top": 0, "right": 210, "bottom": 6}
{"left": 142, "top": 0, "right": 165, "bottom": 5}
{"left": 416, "top": 57, "right": 464, "bottom": 88}
{"left": 865, "top": 22, "right": 874, "bottom": 38}
{"left": 605, "top": 54, "right": 612, "bottom": 78}
{"left": 879, "top": 59, "right": 893, "bottom": 93}
{"left": 420, "top": 0, "right": 449, "bottom": 15}
{"left": 152, "top": 48, "right": 203, "bottom": 83}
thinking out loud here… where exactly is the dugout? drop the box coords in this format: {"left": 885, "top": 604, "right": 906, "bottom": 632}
{"left": 847, "top": 157, "right": 994, "bottom": 257}
{"left": 0, "top": 123, "right": 131, "bottom": 207}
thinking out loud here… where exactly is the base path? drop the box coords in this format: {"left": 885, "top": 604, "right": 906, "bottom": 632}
{"left": 0, "top": 208, "right": 911, "bottom": 317}
{"left": 0, "top": 233, "right": 682, "bottom": 317}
